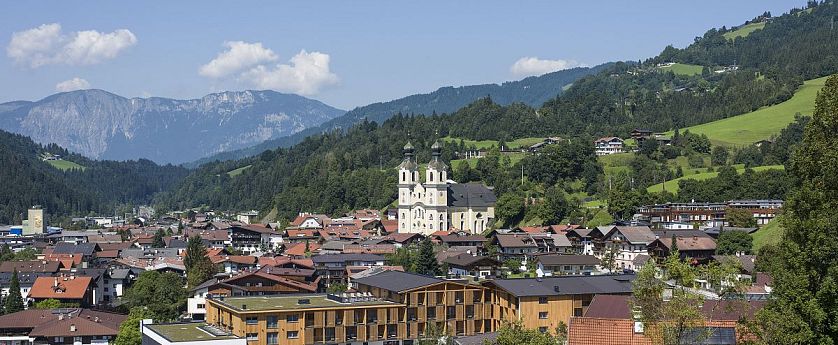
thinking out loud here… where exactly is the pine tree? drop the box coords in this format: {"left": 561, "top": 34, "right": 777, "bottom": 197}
{"left": 184, "top": 235, "right": 214, "bottom": 288}
{"left": 759, "top": 75, "right": 838, "bottom": 343}
{"left": 414, "top": 240, "right": 439, "bottom": 276}
{"left": 152, "top": 229, "right": 165, "bottom": 248}
{"left": 4, "top": 269, "right": 24, "bottom": 314}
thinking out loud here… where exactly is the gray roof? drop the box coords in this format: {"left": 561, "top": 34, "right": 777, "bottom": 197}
{"left": 320, "top": 241, "right": 351, "bottom": 251}
{"left": 107, "top": 269, "right": 133, "bottom": 280}
{"left": 53, "top": 242, "right": 97, "bottom": 255}
{"left": 310, "top": 253, "right": 384, "bottom": 264}
{"left": 609, "top": 226, "right": 656, "bottom": 245}
{"left": 448, "top": 183, "right": 497, "bottom": 207}
{"left": 398, "top": 158, "right": 418, "bottom": 171}
{"left": 120, "top": 248, "right": 180, "bottom": 259}
{"left": 353, "top": 270, "right": 442, "bottom": 293}
{"left": 454, "top": 332, "right": 498, "bottom": 345}
{"left": 0, "top": 272, "right": 49, "bottom": 287}
{"left": 486, "top": 275, "right": 634, "bottom": 297}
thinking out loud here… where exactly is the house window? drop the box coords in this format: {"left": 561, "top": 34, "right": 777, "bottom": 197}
{"left": 574, "top": 308, "right": 583, "bottom": 317}
{"left": 287, "top": 331, "right": 299, "bottom": 339}
{"left": 539, "top": 327, "right": 548, "bottom": 333}
{"left": 427, "top": 306, "right": 436, "bottom": 320}
{"left": 267, "top": 332, "right": 278, "bottom": 344}
{"left": 196, "top": 304, "right": 205, "bottom": 309}
{"left": 539, "top": 312, "right": 548, "bottom": 319}
{"left": 267, "top": 315, "right": 278, "bottom": 328}
{"left": 447, "top": 306, "right": 456, "bottom": 320}
{"left": 538, "top": 297, "right": 548, "bottom": 304}
{"left": 466, "top": 305, "right": 474, "bottom": 319}
{"left": 245, "top": 317, "right": 258, "bottom": 325}
{"left": 246, "top": 333, "right": 258, "bottom": 341}
{"left": 286, "top": 314, "right": 299, "bottom": 323}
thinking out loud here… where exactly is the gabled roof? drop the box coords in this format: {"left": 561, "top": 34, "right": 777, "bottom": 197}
{"left": 0, "top": 309, "right": 124, "bottom": 337}
{"left": 607, "top": 226, "right": 656, "bottom": 245}
{"left": 52, "top": 242, "right": 98, "bottom": 255}
{"left": 494, "top": 234, "right": 537, "bottom": 248}
{"left": 651, "top": 236, "right": 717, "bottom": 252}
{"left": 353, "top": 270, "right": 443, "bottom": 293}
{"left": 485, "top": 275, "right": 634, "bottom": 297}
{"left": 438, "top": 235, "right": 487, "bottom": 244}
{"left": 448, "top": 183, "right": 497, "bottom": 207}
{"left": 29, "top": 276, "right": 93, "bottom": 299}
{"left": 443, "top": 254, "right": 499, "bottom": 268}
{"left": 0, "top": 260, "right": 60, "bottom": 273}
{"left": 221, "top": 270, "right": 317, "bottom": 292}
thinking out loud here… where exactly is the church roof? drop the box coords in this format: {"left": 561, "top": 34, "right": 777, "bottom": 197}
{"left": 428, "top": 158, "right": 448, "bottom": 171}
{"left": 447, "top": 183, "right": 496, "bottom": 207}
{"left": 399, "top": 158, "right": 418, "bottom": 171}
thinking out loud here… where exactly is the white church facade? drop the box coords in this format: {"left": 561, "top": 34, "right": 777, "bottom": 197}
{"left": 397, "top": 141, "right": 496, "bottom": 235}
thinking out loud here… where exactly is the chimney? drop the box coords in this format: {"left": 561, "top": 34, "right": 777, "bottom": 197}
{"left": 54, "top": 277, "right": 58, "bottom": 287}
{"left": 70, "top": 324, "right": 76, "bottom": 332}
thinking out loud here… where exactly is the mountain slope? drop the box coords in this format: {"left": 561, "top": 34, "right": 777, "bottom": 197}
{"left": 0, "top": 90, "right": 344, "bottom": 164}
{"left": 191, "top": 63, "right": 612, "bottom": 165}
{"left": 0, "top": 129, "right": 189, "bottom": 224}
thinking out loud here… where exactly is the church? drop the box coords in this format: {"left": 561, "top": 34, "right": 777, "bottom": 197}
{"left": 397, "top": 140, "right": 496, "bottom": 235}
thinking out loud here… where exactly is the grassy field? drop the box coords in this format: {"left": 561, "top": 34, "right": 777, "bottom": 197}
{"left": 46, "top": 159, "right": 85, "bottom": 171}
{"left": 442, "top": 136, "right": 548, "bottom": 150}
{"left": 723, "top": 21, "right": 766, "bottom": 40}
{"left": 677, "top": 76, "right": 828, "bottom": 146}
{"left": 752, "top": 218, "right": 784, "bottom": 251}
{"left": 227, "top": 165, "right": 252, "bottom": 177}
{"left": 658, "top": 63, "right": 703, "bottom": 76}
{"left": 646, "top": 165, "right": 785, "bottom": 193}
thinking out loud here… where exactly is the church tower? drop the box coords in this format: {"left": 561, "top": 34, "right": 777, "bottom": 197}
{"left": 425, "top": 140, "right": 449, "bottom": 232}
{"left": 397, "top": 142, "right": 418, "bottom": 232}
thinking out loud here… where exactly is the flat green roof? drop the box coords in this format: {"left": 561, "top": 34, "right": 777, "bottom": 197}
{"left": 212, "top": 294, "right": 402, "bottom": 312}
{"left": 146, "top": 323, "right": 239, "bottom": 342}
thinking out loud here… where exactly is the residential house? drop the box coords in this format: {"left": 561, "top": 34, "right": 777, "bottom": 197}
{"left": 311, "top": 254, "right": 385, "bottom": 288}
{"left": 229, "top": 224, "right": 277, "bottom": 255}
{"left": 0, "top": 308, "right": 125, "bottom": 345}
{"left": 648, "top": 230, "right": 717, "bottom": 263}
{"left": 592, "top": 226, "right": 657, "bottom": 271}
{"left": 29, "top": 276, "right": 95, "bottom": 307}
{"left": 442, "top": 254, "right": 500, "bottom": 278}
{"left": 594, "top": 137, "right": 624, "bottom": 156}
{"left": 535, "top": 254, "right": 601, "bottom": 276}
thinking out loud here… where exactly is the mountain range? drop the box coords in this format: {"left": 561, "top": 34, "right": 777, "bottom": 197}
{"left": 191, "top": 63, "right": 612, "bottom": 165}
{"left": 0, "top": 90, "right": 345, "bottom": 164}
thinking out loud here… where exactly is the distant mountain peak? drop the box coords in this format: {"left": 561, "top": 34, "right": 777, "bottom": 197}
{"left": 0, "top": 89, "right": 345, "bottom": 164}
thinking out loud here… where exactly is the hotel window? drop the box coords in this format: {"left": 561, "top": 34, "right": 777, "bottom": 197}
{"left": 287, "top": 331, "right": 299, "bottom": 339}
{"left": 267, "top": 315, "right": 278, "bottom": 328}
{"left": 466, "top": 305, "right": 474, "bottom": 319}
{"left": 539, "top": 327, "right": 548, "bottom": 333}
{"left": 286, "top": 314, "right": 299, "bottom": 323}
{"left": 266, "top": 332, "right": 278, "bottom": 345}
{"left": 427, "top": 306, "right": 437, "bottom": 320}
{"left": 538, "top": 297, "right": 548, "bottom": 304}
{"left": 335, "top": 311, "right": 344, "bottom": 325}
{"left": 539, "top": 312, "right": 548, "bottom": 319}
{"left": 473, "top": 291, "right": 482, "bottom": 303}
{"left": 245, "top": 317, "right": 258, "bottom": 325}
{"left": 366, "top": 309, "right": 378, "bottom": 323}
{"left": 447, "top": 306, "right": 456, "bottom": 320}
{"left": 574, "top": 308, "right": 583, "bottom": 317}
{"left": 455, "top": 291, "right": 464, "bottom": 304}
{"left": 325, "top": 327, "right": 335, "bottom": 341}
{"left": 246, "top": 333, "right": 258, "bottom": 341}
{"left": 346, "top": 326, "right": 357, "bottom": 340}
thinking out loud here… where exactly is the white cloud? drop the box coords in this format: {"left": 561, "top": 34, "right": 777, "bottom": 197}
{"left": 200, "top": 42, "right": 338, "bottom": 96}
{"left": 7, "top": 23, "right": 136, "bottom": 68}
{"left": 510, "top": 57, "right": 584, "bottom": 78}
{"left": 199, "top": 41, "right": 278, "bottom": 78}
{"left": 55, "top": 77, "right": 91, "bottom": 92}
{"left": 239, "top": 50, "right": 338, "bottom": 96}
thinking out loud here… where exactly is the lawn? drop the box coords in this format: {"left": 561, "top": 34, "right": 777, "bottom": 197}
{"left": 723, "top": 21, "right": 766, "bottom": 40}
{"left": 47, "top": 159, "right": 85, "bottom": 171}
{"left": 658, "top": 63, "right": 703, "bottom": 76}
{"left": 646, "top": 165, "right": 785, "bottom": 194}
{"left": 752, "top": 218, "right": 784, "bottom": 251}
{"left": 676, "top": 76, "right": 827, "bottom": 146}
{"left": 227, "top": 164, "right": 252, "bottom": 177}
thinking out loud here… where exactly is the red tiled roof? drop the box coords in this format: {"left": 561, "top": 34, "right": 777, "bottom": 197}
{"left": 29, "top": 276, "right": 92, "bottom": 300}
{"left": 284, "top": 242, "right": 320, "bottom": 257}
{"left": 0, "top": 309, "right": 124, "bottom": 337}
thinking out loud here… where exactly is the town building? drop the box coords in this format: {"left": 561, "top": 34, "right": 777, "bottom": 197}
{"left": 594, "top": 137, "right": 624, "bottom": 156}
{"left": 0, "top": 308, "right": 125, "bottom": 345}
{"left": 535, "top": 254, "right": 601, "bottom": 276}
{"left": 638, "top": 200, "right": 783, "bottom": 228}
{"left": 397, "top": 141, "right": 496, "bottom": 235}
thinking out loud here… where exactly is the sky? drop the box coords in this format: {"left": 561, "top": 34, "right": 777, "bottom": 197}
{"left": 0, "top": 1, "right": 804, "bottom": 110}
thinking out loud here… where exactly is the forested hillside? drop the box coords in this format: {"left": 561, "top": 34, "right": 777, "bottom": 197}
{"left": 0, "top": 130, "right": 188, "bottom": 224}
{"left": 160, "top": 1, "right": 838, "bottom": 223}
{"left": 190, "top": 63, "right": 612, "bottom": 165}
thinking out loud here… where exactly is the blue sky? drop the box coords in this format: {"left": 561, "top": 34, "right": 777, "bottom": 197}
{"left": 0, "top": 1, "right": 803, "bottom": 110}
